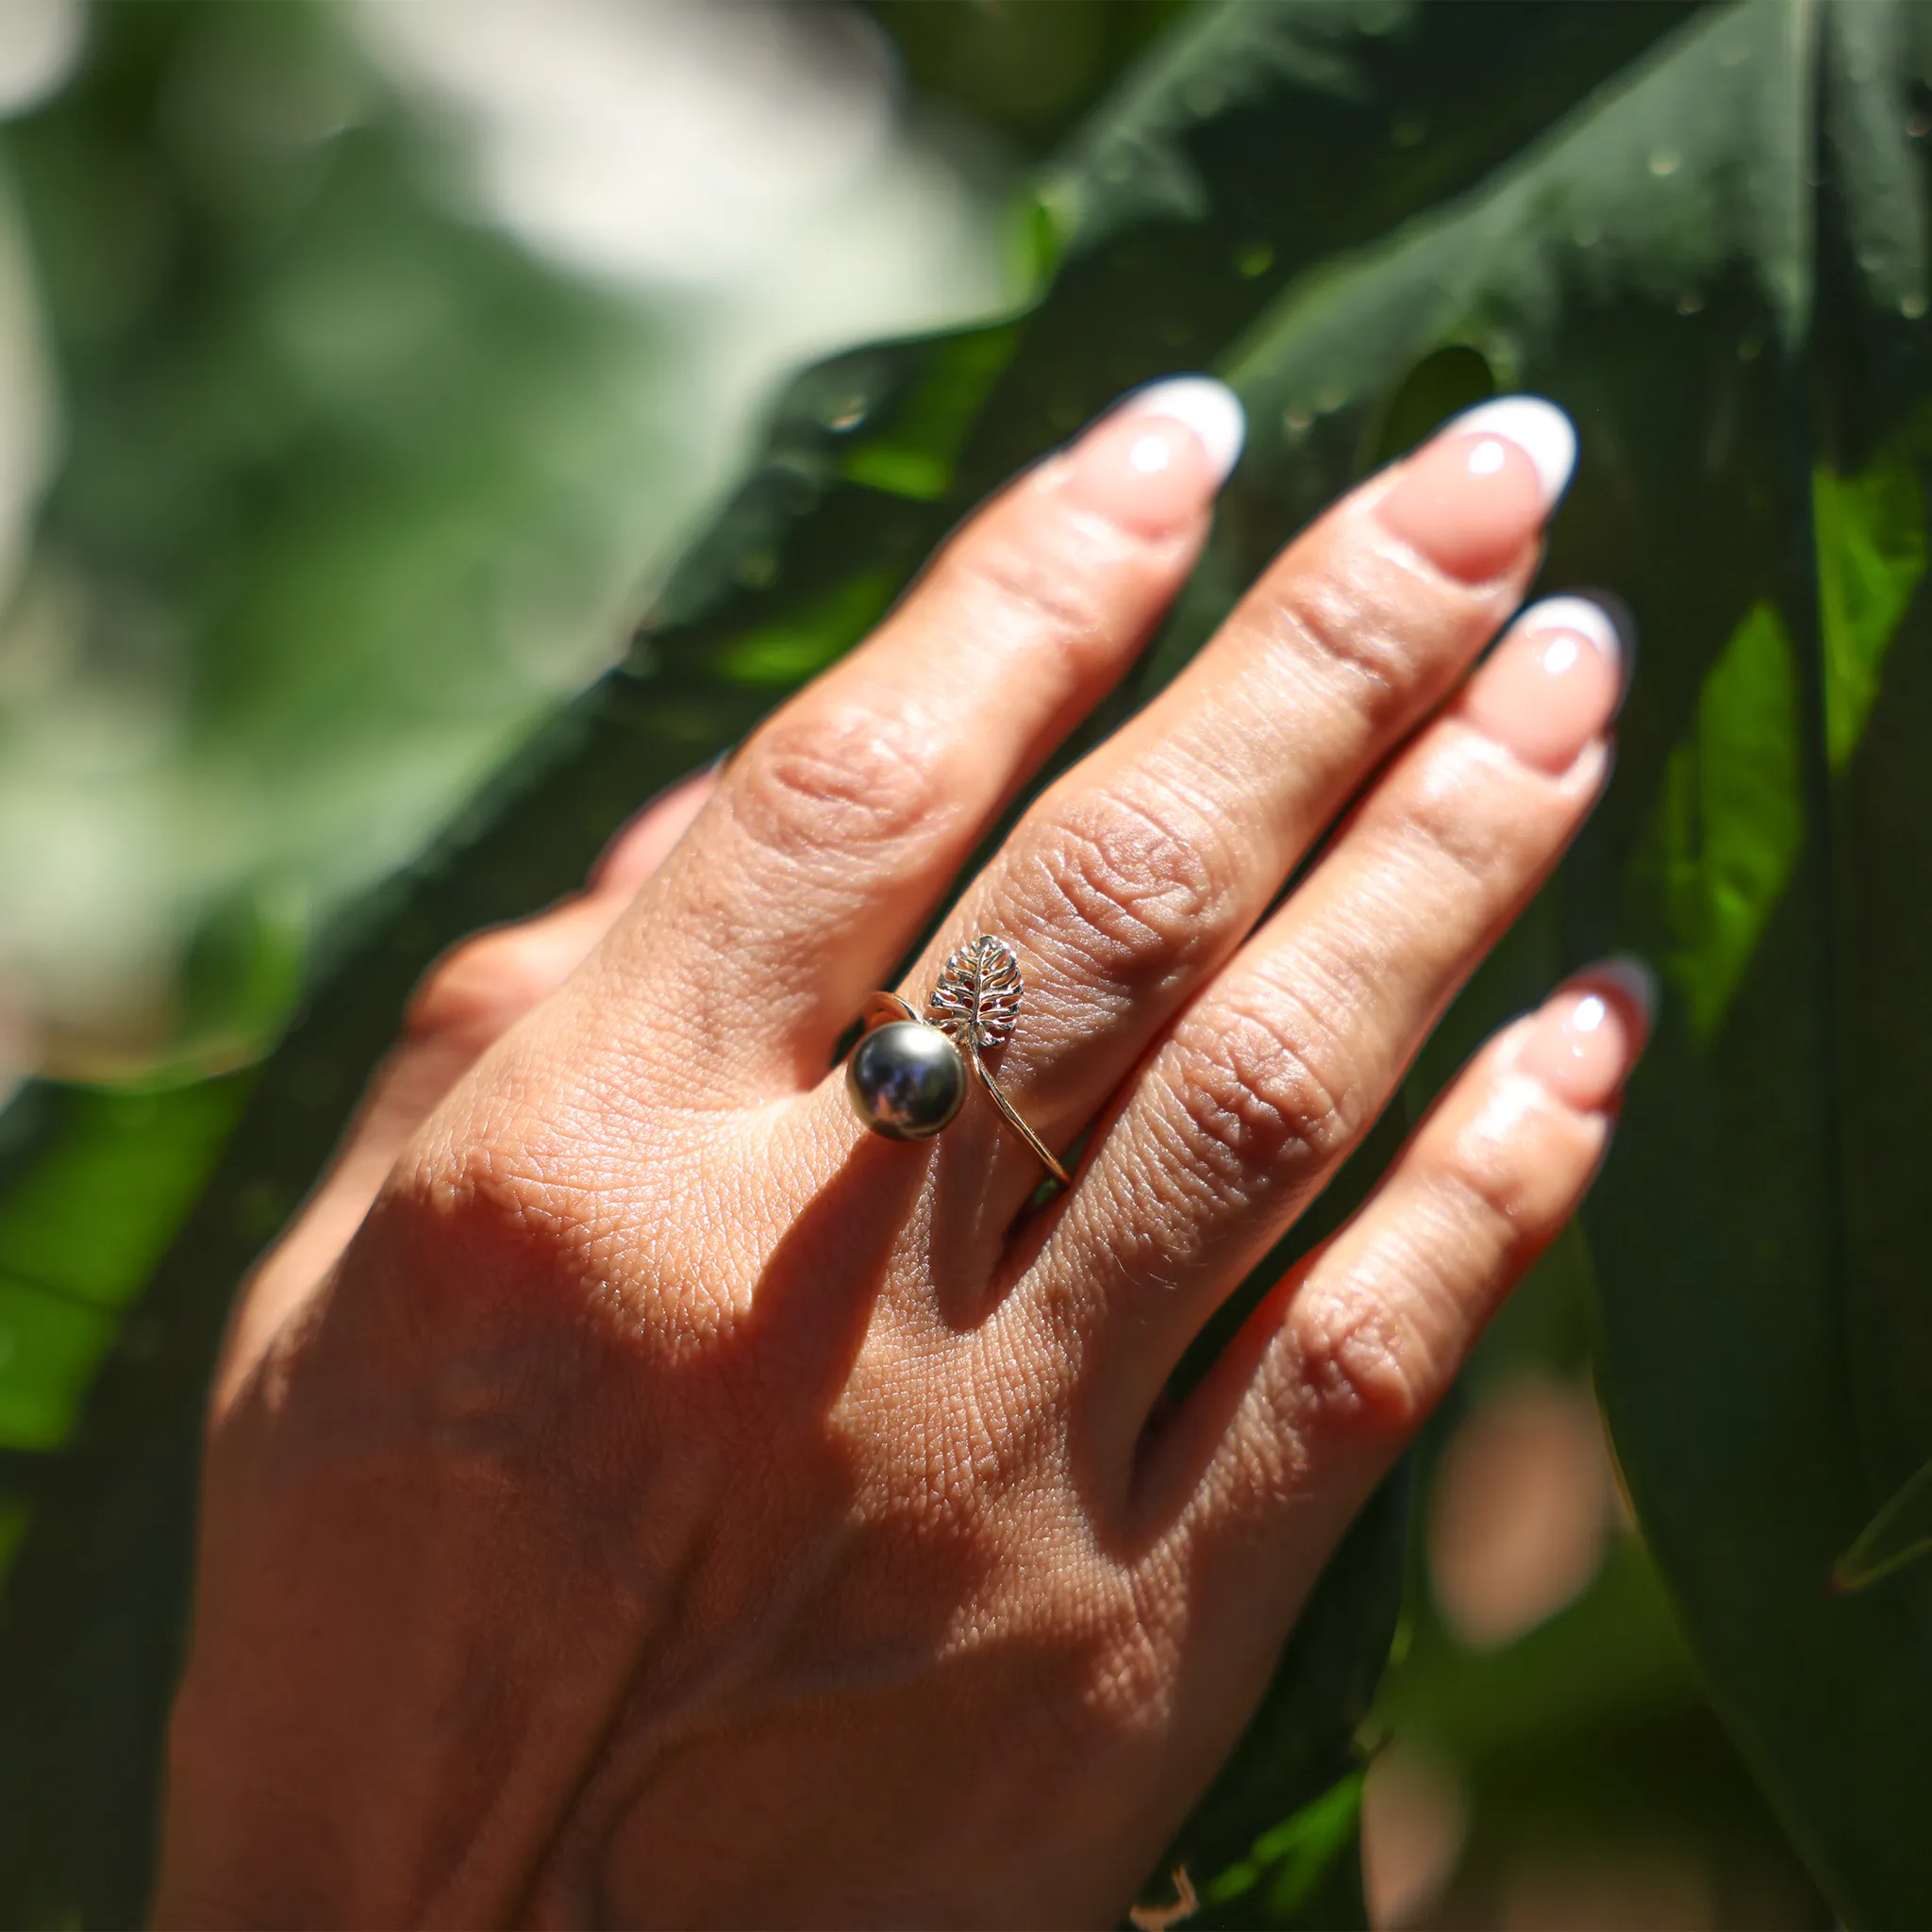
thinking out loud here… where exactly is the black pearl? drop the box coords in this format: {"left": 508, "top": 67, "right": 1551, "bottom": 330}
{"left": 846, "top": 1022, "right": 967, "bottom": 1141}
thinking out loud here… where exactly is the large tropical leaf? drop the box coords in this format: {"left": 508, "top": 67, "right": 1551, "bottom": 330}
{"left": 7, "top": 0, "right": 1932, "bottom": 1921}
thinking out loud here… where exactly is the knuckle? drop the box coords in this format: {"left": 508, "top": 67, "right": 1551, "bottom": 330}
{"left": 1164, "top": 996, "right": 1357, "bottom": 1189}
{"left": 343, "top": 1166, "right": 591, "bottom": 1427}
{"left": 1436, "top": 1074, "right": 1598, "bottom": 1241}
{"left": 883, "top": 1361, "right": 1031, "bottom": 1532}
{"left": 1437, "top": 1127, "right": 1556, "bottom": 1240}
{"left": 1385, "top": 741, "right": 1533, "bottom": 893}
{"left": 731, "top": 702, "right": 945, "bottom": 871}
{"left": 1015, "top": 787, "right": 1239, "bottom": 997}
{"left": 384, "top": 1135, "right": 600, "bottom": 1312}
{"left": 944, "top": 518, "right": 1116, "bottom": 650}
{"left": 377, "top": 1128, "right": 725, "bottom": 1389}
{"left": 338, "top": 1148, "right": 682, "bottom": 1516}
{"left": 1261, "top": 535, "right": 1461, "bottom": 727}
{"left": 1287, "top": 1281, "right": 1433, "bottom": 1440}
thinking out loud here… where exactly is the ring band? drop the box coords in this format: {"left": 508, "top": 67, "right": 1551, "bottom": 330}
{"left": 845, "top": 935, "right": 1072, "bottom": 1187}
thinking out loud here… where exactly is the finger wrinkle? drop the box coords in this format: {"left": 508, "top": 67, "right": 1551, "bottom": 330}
{"left": 1247, "top": 519, "right": 1491, "bottom": 718}
{"left": 1287, "top": 1277, "right": 1436, "bottom": 1441}
{"left": 1015, "top": 785, "right": 1238, "bottom": 991}
{"left": 1384, "top": 747, "right": 1553, "bottom": 884}
{"left": 1435, "top": 1077, "right": 1610, "bottom": 1237}
{"left": 941, "top": 516, "right": 1136, "bottom": 652}
{"left": 729, "top": 702, "right": 963, "bottom": 884}
{"left": 1158, "top": 992, "right": 1360, "bottom": 1196}
{"left": 1248, "top": 922, "right": 1393, "bottom": 1052}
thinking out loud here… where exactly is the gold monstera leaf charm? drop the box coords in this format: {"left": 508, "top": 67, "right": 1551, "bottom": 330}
{"left": 922, "top": 935, "right": 1068, "bottom": 1187}
{"left": 927, "top": 934, "right": 1024, "bottom": 1053}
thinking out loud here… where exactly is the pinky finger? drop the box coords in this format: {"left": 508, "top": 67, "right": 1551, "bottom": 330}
{"left": 1148, "top": 959, "right": 1654, "bottom": 1566}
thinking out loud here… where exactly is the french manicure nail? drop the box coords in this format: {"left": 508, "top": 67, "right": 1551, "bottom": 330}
{"left": 1062, "top": 375, "right": 1246, "bottom": 536}
{"left": 1378, "top": 394, "right": 1576, "bottom": 582}
{"left": 1591, "top": 954, "right": 1658, "bottom": 1027}
{"left": 1117, "top": 375, "right": 1247, "bottom": 482}
{"left": 1518, "top": 958, "right": 1654, "bottom": 1110}
{"left": 1463, "top": 594, "right": 1625, "bottom": 774}
{"left": 1445, "top": 397, "right": 1577, "bottom": 509}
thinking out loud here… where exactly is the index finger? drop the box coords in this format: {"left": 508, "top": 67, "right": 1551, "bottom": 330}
{"left": 573, "top": 378, "right": 1245, "bottom": 1100}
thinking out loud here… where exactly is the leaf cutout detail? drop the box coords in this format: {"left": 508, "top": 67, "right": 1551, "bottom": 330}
{"left": 927, "top": 935, "right": 1024, "bottom": 1053}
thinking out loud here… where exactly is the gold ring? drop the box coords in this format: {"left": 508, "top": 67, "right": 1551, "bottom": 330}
{"left": 844, "top": 935, "right": 1071, "bottom": 1187}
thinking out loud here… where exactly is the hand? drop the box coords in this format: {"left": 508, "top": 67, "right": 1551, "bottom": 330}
{"left": 156, "top": 379, "right": 1648, "bottom": 1927}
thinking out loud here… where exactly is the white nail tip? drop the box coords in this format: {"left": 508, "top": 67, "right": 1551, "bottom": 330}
{"left": 1449, "top": 395, "right": 1577, "bottom": 507}
{"left": 1121, "top": 375, "right": 1246, "bottom": 483}
{"left": 1515, "top": 593, "right": 1623, "bottom": 673}
{"left": 1589, "top": 955, "right": 1659, "bottom": 1025}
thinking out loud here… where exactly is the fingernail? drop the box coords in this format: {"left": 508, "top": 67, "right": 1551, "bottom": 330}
{"left": 1462, "top": 594, "right": 1625, "bottom": 774}
{"left": 1517, "top": 957, "right": 1654, "bottom": 1110}
{"left": 1378, "top": 395, "right": 1576, "bottom": 582}
{"left": 1591, "top": 954, "right": 1659, "bottom": 1027}
{"left": 1446, "top": 397, "right": 1577, "bottom": 507}
{"left": 1064, "top": 375, "right": 1245, "bottom": 536}
{"left": 1119, "top": 376, "right": 1246, "bottom": 479}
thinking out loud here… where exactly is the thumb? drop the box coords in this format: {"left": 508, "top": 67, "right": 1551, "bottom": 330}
{"left": 212, "top": 764, "right": 718, "bottom": 1405}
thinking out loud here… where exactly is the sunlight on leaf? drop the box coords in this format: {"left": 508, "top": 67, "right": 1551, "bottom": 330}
{"left": 1627, "top": 602, "right": 1806, "bottom": 1042}
{"left": 0, "top": 1086, "right": 251, "bottom": 1308}
{"left": 718, "top": 570, "right": 899, "bottom": 687}
{"left": 1816, "top": 452, "right": 1927, "bottom": 774}
{"left": 1204, "top": 1770, "right": 1364, "bottom": 1915}
{"left": 0, "top": 1080, "right": 248, "bottom": 1449}
{"left": 839, "top": 325, "right": 1024, "bottom": 499}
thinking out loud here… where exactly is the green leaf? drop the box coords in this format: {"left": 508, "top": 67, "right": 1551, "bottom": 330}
{"left": 837, "top": 326, "right": 1028, "bottom": 501}
{"left": 1816, "top": 444, "right": 1929, "bottom": 773}
{"left": 1204, "top": 1771, "right": 1364, "bottom": 1915}
{"left": 0, "top": 0, "right": 1708, "bottom": 1918}
{"left": 1627, "top": 601, "right": 1807, "bottom": 1043}
{"left": 0, "top": 1282, "right": 118, "bottom": 1457}
{"left": 1834, "top": 1455, "right": 1932, "bottom": 1591}
{"left": 0, "top": 1082, "right": 250, "bottom": 1452}
{"left": 719, "top": 571, "right": 902, "bottom": 689}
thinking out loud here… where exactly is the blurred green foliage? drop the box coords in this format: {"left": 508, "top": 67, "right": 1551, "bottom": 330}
{"left": 0, "top": 0, "right": 686, "bottom": 1080}
{"left": 865, "top": 0, "right": 1190, "bottom": 155}
{"left": 1, "top": 1, "right": 1928, "bottom": 1924}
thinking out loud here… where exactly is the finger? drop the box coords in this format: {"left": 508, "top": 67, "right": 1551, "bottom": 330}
{"left": 874, "top": 398, "right": 1576, "bottom": 1222}
{"left": 577, "top": 379, "right": 1245, "bottom": 1095}
{"left": 591, "top": 760, "right": 724, "bottom": 896}
{"left": 1145, "top": 963, "right": 1650, "bottom": 1603}
{"left": 408, "top": 763, "right": 721, "bottom": 1064}
{"left": 1034, "top": 593, "right": 1625, "bottom": 1444}
{"left": 216, "top": 765, "right": 717, "bottom": 1404}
